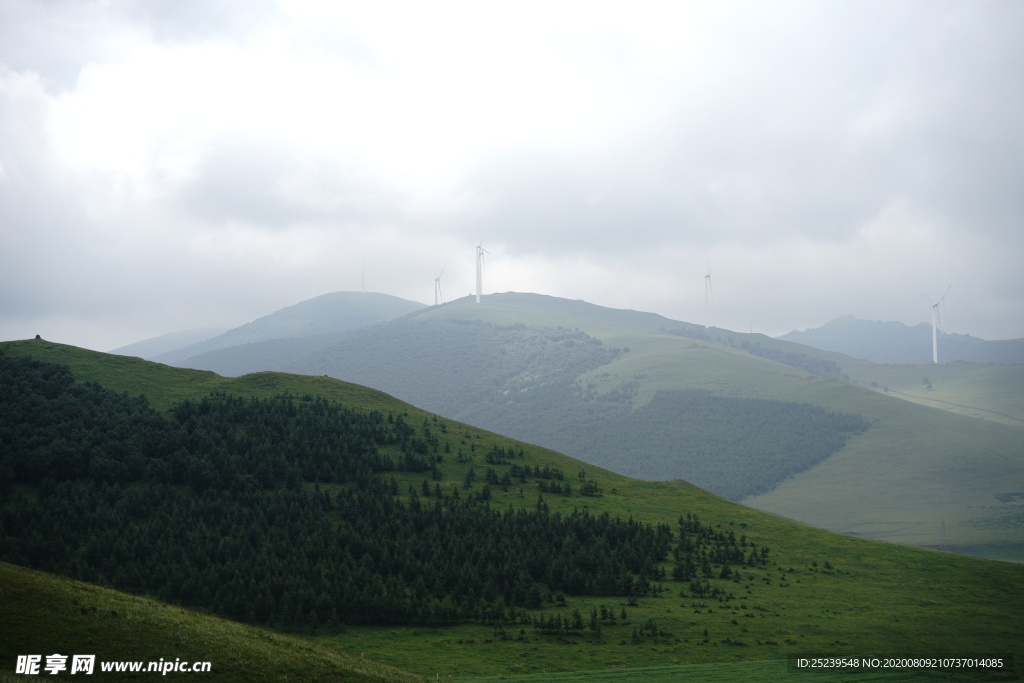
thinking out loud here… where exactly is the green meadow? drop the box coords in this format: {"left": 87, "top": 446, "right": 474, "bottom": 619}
{"left": 2, "top": 338, "right": 1022, "bottom": 681}
{"left": 839, "top": 359, "right": 1024, "bottom": 427}
{"left": 410, "top": 296, "right": 1024, "bottom": 560}
{"left": 0, "top": 561, "right": 426, "bottom": 682}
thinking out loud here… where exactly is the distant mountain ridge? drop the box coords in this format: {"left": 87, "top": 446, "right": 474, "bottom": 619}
{"left": 778, "top": 314, "right": 1024, "bottom": 364}
{"left": 109, "top": 327, "right": 227, "bottom": 360}
{"left": 146, "top": 291, "right": 426, "bottom": 365}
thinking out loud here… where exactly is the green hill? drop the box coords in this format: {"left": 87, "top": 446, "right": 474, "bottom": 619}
{"left": 108, "top": 327, "right": 227, "bottom": 360}
{"left": 1, "top": 338, "right": 1022, "bottom": 681}
{"left": 149, "top": 291, "right": 426, "bottom": 366}
{"left": 256, "top": 293, "right": 1023, "bottom": 560}
{"left": 833, "top": 358, "right": 1024, "bottom": 427}
{"left": 0, "top": 561, "right": 426, "bottom": 682}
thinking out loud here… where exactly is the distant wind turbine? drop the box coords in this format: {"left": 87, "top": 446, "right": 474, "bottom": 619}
{"left": 922, "top": 285, "right": 951, "bottom": 364}
{"left": 475, "top": 243, "right": 490, "bottom": 304}
{"left": 434, "top": 267, "right": 445, "bottom": 306}
{"left": 704, "top": 265, "right": 713, "bottom": 329}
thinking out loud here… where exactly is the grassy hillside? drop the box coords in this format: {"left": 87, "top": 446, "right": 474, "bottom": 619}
{"left": 108, "top": 326, "right": 226, "bottom": 360}
{"left": 0, "top": 561, "right": 426, "bottom": 682}
{"left": 281, "top": 294, "right": 1024, "bottom": 560}
{"left": 153, "top": 291, "right": 426, "bottom": 365}
{"left": 837, "top": 359, "right": 1024, "bottom": 427}
{"left": 2, "top": 338, "right": 1023, "bottom": 681}
{"left": 2, "top": 337, "right": 408, "bottom": 415}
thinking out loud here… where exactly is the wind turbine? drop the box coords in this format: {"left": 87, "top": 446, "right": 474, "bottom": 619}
{"left": 433, "top": 267, "right": 445, "bottom": 306}
{"left": 704, "top": 265, "right": 713, "bottom": 329}
{"left": 922, "top": 285, "right": 951, "bottom": 364}
{"left": 475, "top": 243, "right": 490, "bottom": 304}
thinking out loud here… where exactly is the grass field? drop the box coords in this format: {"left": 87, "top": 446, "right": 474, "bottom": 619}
{"left": 0, "top": 562, "right": 426, "bottom": 682}
{"left": 838, "top": 360, "right": 1024, "bottom": 427}
{"left": 408, "top": 299, "right": 1024, "bottom": 560}
{"left": 3, "top": 338, "right": 1023, "bottom": 680}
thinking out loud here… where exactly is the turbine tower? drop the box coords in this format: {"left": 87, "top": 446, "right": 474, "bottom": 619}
{"left": 704, "top": 265, "right": 713, "bottom": 329}
{"left": 475, "top": 243, "right": 490, "bottom": 304}
{"left": 923, "top": 285, "right": 951, "bottom": 364}
{"left": 433, "top": 267, "right": 445, "bottom": 307}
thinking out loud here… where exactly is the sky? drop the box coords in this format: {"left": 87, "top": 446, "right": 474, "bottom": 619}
{"left": 2, "top": 0, "right": 1023, "bottom": 352}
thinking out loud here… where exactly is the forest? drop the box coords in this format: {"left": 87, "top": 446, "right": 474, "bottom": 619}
{"left": 0, "top": 352, "right": 776, "bottom": 631}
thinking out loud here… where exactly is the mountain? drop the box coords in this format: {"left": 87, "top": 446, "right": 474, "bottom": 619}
{"left": 778, "top": 314, "right": 1024, "bottom": 364}
{"left": 108, "top": 326, "right": 227, "bottom": 360}
{"left": 153, "top": 291, "right": 427, "bottom": 366}
{"left": 2, "top": 338, "right": 1022, "bottom": 680}
{"left": 159, "top": 292, "right": 1024, "bottom": 561}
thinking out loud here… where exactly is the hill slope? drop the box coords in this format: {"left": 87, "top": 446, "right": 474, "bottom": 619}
{"left": 152, "top": 291, "right": 426, "bottom": 366}
{"left": 245, "top": 293, "right": 1022, "bottom": 560}
{"left": 0, "top": 561, "right": 425, "bottom": 682}
{"left": 778, "top": 315, "right": 1024, "bottom": 364}
{"left": 108, "top": 327, "right": 227, "bottom": 360}
{"left": 1, "top": 339, "right": 1022, "bottom": 680}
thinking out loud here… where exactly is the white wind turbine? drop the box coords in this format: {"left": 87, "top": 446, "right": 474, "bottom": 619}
{"left": 922, "top": 285, "right": 951, "bottom": 364}
{"left": 475, "top": 243, "right": 490, "bottom": 303}
{"left": 433, "top": 267, "right": 445, "bottom": 306}
{"left": 704, "top": 265, "right": 713, "bottom": 329}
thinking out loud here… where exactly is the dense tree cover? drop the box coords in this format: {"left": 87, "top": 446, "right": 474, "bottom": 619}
{"left": 2, "top": 480, "right": 673, "bottom": 628}
{"left": 4, "top": 353, "right": 740, "bottom": 630}
{"left": 0, "top": 353, "right": 401, "bottom": 491}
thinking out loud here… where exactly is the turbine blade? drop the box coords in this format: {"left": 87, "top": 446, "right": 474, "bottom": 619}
{"left": 938, "top": 284, "right": 951, "bottom": 305}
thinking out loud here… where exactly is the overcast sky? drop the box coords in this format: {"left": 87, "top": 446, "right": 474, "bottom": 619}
{"left": 2, "top": 0, "right": 1023, "bottom": 351}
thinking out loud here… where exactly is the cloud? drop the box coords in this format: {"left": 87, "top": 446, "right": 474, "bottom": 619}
{"left": 0, "top": 0, "right": 1023, "bottom": 350}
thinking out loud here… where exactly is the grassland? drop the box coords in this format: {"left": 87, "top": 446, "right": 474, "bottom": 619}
{"left": 2, "top": 338, "right": 1023, "bottom": 680}
{"left": 0, "top": 562, "right": 426, "bottom": 682}
{"left": 838, "top": 359, "right": 1024, "bottom": 427}
{"left": 408, "top": 297, "right": 1024, "bottom": 560}
{"left": 312, "top": 469, "right": 1024, "bottom": 678}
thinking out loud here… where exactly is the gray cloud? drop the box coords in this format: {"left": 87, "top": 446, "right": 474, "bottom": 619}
{"left": 1, "top": 0, "right": 1022, "bottom": 349}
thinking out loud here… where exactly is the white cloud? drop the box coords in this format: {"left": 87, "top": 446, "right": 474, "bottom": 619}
{"left": 0, "top": 0, "right": 1022, "bottom": 350}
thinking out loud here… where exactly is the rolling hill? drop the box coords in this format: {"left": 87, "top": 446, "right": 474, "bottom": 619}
{"left": 1, "top": 338, "right": 1022, "bottom": 681}
{"left": 108, "top": 326, "right": 227, "bottom": 360}
{"left": 0, "top": 561, "right": 426, "bottom": 682}
{"left": 157, "top": 292, "right": 1024, "bottom": 560}
{"left": 143, "top": 291, "right": 426, "bottom": 367}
